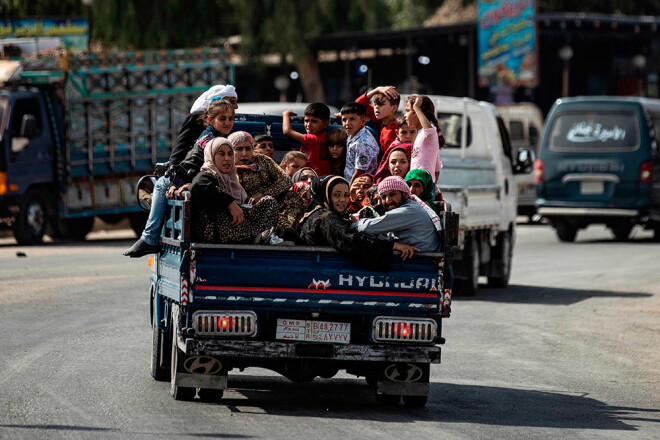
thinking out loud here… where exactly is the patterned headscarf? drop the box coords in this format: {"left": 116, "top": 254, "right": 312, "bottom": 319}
{"left": 200, "top": 137, "right": 247, "bottom": 204}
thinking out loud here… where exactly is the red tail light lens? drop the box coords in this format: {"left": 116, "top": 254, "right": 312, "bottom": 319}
{"left": 533, "top": 159, "right": 545, "bottom": 183}
{"left": 640, "top": 160, "right": 653, "bottom": 184}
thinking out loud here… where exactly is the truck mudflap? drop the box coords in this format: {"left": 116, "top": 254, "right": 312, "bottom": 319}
{"left": 183, "top": 338, "right": 441, "bottom": 364}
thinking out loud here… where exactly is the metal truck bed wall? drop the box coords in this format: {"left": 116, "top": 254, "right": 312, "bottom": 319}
{"left": 155, "top": 199, "right": 449, "bottom": 318}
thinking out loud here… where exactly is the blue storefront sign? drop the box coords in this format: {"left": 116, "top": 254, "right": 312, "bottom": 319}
{"left": 0, "top": 19, "right": 88, "bottom": 51}
{"left": 478, "top": 0, "right": 537, "bottom": 88}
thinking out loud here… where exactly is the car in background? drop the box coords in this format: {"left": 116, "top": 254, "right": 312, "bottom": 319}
{"left": 236, "top": 102, "right": 340, "bottom": 116}
{"left": 497, "top": 103, "right": 544, "bottom": 219}
{"left": 536, "top": 96, "right": 660, "bottom": 242}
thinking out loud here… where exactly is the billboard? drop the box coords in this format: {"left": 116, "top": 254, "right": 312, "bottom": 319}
{"left": 478, "top": 0, "right": 537, "bottom": 88}
{"left": 0, "top": 19, "right": 88, "bottom": 52}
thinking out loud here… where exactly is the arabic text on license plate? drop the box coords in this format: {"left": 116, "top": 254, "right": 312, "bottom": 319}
{"left": 276, "top": 319, "right": 351, "bottom": 344}
{"left": 580, "top": 181, "right": 604, "bottom": 194}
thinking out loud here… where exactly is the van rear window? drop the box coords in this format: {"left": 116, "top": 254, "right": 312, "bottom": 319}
{"left": 437, "top": 113, "right": 472, "bottom": 148}
{"left": 548, "top": 111, "right": 639, "bottom": 152}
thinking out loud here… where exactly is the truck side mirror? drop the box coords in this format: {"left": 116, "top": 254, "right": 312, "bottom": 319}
{"left": 20, "top": 114, "right": 38, "bottom": 138}
{"left": 136, "top": 175, "right": 157, "bottom": 212}
{"left": 514, "top": 148, "right": 535, "bottom": 174}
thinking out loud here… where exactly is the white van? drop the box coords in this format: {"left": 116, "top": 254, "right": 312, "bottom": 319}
{"left": 399, "top": 94, "right": 533, "bottom": 294}
{"left": 496, "top": 103, "right": 544, "bottom": 218}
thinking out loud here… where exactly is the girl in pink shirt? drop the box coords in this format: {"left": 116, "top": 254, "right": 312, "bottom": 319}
{"left": 405, "top": 95, "right": 444, "bottom": 183}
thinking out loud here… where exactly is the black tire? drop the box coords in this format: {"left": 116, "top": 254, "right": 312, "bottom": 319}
{"left": 611, "top": 224, "right": 633, "bottom": 241}
{"left": 375, "top": 393, "right": 400, "bottom": 406}
{"left": 555, "top": 221, "right": 577, "bottom": 243}
{"left": 99, "top": 214, "right": 124, "bottom": 225}
{"left": 365, "top": 375, "right": 378, "bottom": 387}
{"left": 151, "top": 321, "right": 169, "bottom": 381}
{"left": 488, "top": 231, "right": 512, "bottom": 288}
{"left": 171, "top": 320, "right": 196, "bottom": 401}
{"left": 14, "top": 190, "right": 47, "bottom": 245}
{"left": 56, "top": 217, "right": 94, "bottom": 241}
{"left": 653, "top": 226, "right": 660, "bottom": 242}
{"left": 197, "top": 388, "right": 224, "bottom": 403}
{"left": 129, "top": 212, "right": 148, "bottom": 237}
{"left": 402, "top": 395, "right": 428, "bottom": 407}
{"left": 459, "top": 233, "right": 480, "bottom": 296}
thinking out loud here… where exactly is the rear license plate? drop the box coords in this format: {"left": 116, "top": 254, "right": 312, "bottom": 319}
{"left": 276, "top": 319, "right": 351, "bottom": 344}
{"left": 580, "top": 181, "right": 604, "bottom": 194}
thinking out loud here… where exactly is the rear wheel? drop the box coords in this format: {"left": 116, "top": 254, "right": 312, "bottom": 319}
{"left": 488, "top": 231, "right": 512, "bottom": 288}
{"left": 170, "top": 319, "right": 196, "bottom": 401}
{"left": 14, "top": 190, "right": 47, "bottom": 245}
{"left": 555, "top": 221, "right": 577, "bottom": 242}
{"left": 459, "top": 233, "right": 480, "bottom": 296}
{"left": 611, "top": 224, "right": 633, "bottom": 241}
{"left": 151, "top": 320, "right": 169, "bottom": 381}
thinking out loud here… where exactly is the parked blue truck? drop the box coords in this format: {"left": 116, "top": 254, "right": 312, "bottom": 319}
{"left": 143, "top": 177, "right": 457, "bottom": 406}
{"left": 0, "top": 49, "right": 233, "bottom": 244}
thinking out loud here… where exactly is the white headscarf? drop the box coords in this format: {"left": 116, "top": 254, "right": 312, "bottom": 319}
{"left": 200, "top": 137, "right": 247, "bottom": 204}
{"left": 190, "top": 84, "right": 238, "bottom": 113}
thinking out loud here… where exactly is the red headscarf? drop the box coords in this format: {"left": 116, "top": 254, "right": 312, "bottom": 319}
{"left": 373, "top": 141, "right": 413, "bottom": 184}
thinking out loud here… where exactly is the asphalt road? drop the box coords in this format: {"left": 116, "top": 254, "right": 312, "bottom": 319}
{"left": 0, "top": 224, "right": 658, "bottom": 439}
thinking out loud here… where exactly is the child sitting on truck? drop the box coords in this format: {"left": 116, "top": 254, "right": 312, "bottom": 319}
{"left": 232, "top": 131, "right": 304, "bottom": 231}
{"left": 327, "top": 128, "right": 347, "bottom": 176}
{"left": 355, "top": 85, "right": 400, "bottom": 152}
{"left": 190, "top": 137, "right": 278, "bottom": 244}
{"left": 373, "top": 141, "right": 412, "bottom": 184}
{"left": 282, "top": 103, "right": 332, "bottom": 175}
{"left": 341, "top": 102, "right": 380, "bottom": 186}
{"left": 396, "top": 115, "right": 417, "bottom": 144}
{"left": 279, "top": 150, "right": 308, "bottom": 177}
{"left": 124, "top": 97, "right": 236, "bottom": 258}
{"left": 298, "top": 175, "right": 418, "bottom": 270}
{"left": 253, "top": 133, "right": 275, "bottom": 158}
{"left": 405, "top": 95, "right": 444, "bottom": 184}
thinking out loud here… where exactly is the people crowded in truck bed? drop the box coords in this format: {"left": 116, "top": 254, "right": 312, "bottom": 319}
{"left": 124, "top": 84, "right": 450, "bottom": 273}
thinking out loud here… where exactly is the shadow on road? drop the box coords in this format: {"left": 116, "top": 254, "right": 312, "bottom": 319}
{"left": 0, "top": 424, "right": 252, "bottom": 438}
{"left": 456, "top": 284, "right": 652, "bottom": 305}
{"left": 200, "top": 376, "right": 657, "bottom": 431}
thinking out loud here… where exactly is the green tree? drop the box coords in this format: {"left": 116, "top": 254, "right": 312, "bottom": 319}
{"left": 0, "top": 0, "right": 83, "bottom": 18}
{"left": 90, "top": 0, "right": 237, "bottom": 49}
{"left": 228, "top": 0, "right": 390, "bottom": 102}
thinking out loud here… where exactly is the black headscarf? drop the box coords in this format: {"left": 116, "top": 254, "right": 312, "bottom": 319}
{"left": 310, "top": 175, "right": 348, "bottom": 210}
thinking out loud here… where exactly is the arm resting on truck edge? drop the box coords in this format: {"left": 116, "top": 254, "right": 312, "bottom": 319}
{"left": 300, "top": 210, "right": 394, "bottom": 271}
{"left": 351, "top": 205, "right": 419, "bottom": 236}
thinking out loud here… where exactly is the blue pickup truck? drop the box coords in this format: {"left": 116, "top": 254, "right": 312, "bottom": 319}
{"left": 145, "top": 193, "right": 456, "bottom": 406}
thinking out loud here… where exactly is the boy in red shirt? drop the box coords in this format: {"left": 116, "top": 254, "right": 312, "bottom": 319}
{"left": 283, "top": 103, "right": 331, "bottom": 175}
{"left": 355, "top": 85, "right": 400, "bottom": 152}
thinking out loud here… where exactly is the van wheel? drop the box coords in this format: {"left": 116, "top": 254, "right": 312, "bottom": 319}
{"left": 14, "top": 190, "right": 47, "bottom": 245}
{"left": 459, "top": 233, "right": 480, "bottom": 296}
{"left": 611, "top": 224, "right": 633, "bottom": 241}
{"left": 488, "top": 232, "right": 512, "bottom": 288}
{"left": 402, "top": 395, "right": 428, "bottom": 407}
{"left": 555, "top": 221, "right": 577, "bottom": 242}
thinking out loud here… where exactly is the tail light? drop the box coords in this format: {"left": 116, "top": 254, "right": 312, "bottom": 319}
{"left": 372, "top": 317, "right": 437, "bottom": 343}
{"left": 0, "top": 172, "right": 6, "bottom": 195}
{"left": 640, "top": 160, "right": 653, "bottom": 184}
{"left": 193, "top": 311, "right": 257, "bottom": 337}
{"left": 533, "top": 159, "right": 544, "bottom": 183}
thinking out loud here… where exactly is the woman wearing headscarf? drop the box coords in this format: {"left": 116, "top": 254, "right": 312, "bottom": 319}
{"left": 230, "top": 131, "right": 304, "bottom": 231}
{"left": 404, "top": 168, "right": 440, "bottom": 214}
{"left": 291, "top": 167, "right": 318, "bottom": 184}
{"left": 298, "top": 175, "right": 418, "bottom": 270}
{"left": 373, "top": 141, "right": 413, "bottom": 184}
{"left": 190, "top": 137, "right": 278, "bottom": 243}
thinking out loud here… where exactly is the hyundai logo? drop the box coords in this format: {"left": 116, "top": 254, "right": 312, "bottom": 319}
{"left": 183, "top": 356, "right": 222, "bottom": 375}
{"left": 384, "top": 363, "right": 423, "bottom": 382}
